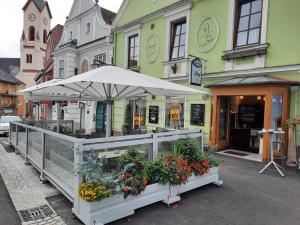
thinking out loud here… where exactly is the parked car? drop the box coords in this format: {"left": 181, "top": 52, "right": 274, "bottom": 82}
{"left": 0, "top": 116, "right": 23, "bottom": 136}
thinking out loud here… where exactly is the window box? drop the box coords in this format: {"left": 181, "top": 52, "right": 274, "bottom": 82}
{"left": 73, "top": 168, "right": 220, "bottom": 225}
{"left": 222, "top": 43, "right": 268, "bottom": 60}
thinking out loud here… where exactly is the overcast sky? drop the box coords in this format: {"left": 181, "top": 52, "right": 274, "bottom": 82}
{"left": 0, "top": 0, "right": 123, "bottom": 58}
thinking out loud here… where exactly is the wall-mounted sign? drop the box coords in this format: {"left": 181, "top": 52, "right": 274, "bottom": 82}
{"left": 190, "top": 104, "right": 205, "bottom": 126}
{"left": 196, "top": 16, "right": 219, "bottom": 53}
{"left": 146, "top": 34, "right": 160, "bottom": 63}
{"left": 149, "top": 106, "right": 159, "bottom": 124}
{"left": 190, "top": 58, "right": 202, "bottom": 86}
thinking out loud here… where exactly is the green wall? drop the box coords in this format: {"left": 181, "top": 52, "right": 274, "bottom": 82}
{"left": 116, "top": 0, "right": 180, "bottom": 27}
{"left": 266, "top": 0, "right": 300, "bottom": 67}
{"left": 114, "top": 0, "right": 300, "bottom": 143}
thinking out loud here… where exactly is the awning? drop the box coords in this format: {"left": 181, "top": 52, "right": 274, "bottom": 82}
{"left": 20, "top": 65, "right": 210, "bottom": 137}
{"left": 205, "top": 76, "right": 300, "bottom": 88}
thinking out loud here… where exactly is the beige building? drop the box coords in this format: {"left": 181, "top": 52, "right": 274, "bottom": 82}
{"left": 16, "top": 0, "right": 52, "bottom": 117}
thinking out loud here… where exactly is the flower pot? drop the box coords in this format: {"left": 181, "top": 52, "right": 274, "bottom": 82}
{"left": 73, "top": 183, "right": 169, "bottom": 225}
{"left": 166, "top": 167, "right": 219, "bottom": 205}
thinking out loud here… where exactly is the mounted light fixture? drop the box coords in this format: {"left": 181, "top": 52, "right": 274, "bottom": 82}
{"left": 171, "top": 63, "right": 178, "bottom": 74}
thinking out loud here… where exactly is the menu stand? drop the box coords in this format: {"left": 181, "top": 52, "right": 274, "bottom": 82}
{"left": 259, "top": 129, "right": 285, "bottom": 177}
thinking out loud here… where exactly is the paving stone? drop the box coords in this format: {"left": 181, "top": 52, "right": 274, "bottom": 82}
{"left": 0, "top": 143, "right": 67, "bottom": 225}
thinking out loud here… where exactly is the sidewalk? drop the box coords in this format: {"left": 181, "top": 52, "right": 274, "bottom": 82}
{"left": 0, "top": 140, "right": 67, "bottom": 225}
{"left": 0, "top": 174, "right": 21, "bottom": 225}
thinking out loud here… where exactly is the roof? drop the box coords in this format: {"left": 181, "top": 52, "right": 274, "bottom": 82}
{"left": 22, "top": 0, "right": 52, "bottom": 18}
{"left": 101, "top": 7, "right": 116, "bottom": 25}
{"left": 49, "top": 24, "right": 64, "bottom": 50}
{"left": 205, "top": 76, "right": 300, "bottom": 88}
{"left": 0, "top": 58, "right": 23, "bottom": 84}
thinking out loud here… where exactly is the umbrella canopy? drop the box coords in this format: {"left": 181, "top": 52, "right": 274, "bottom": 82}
{"left": 21, "top": 66, "right": 210, "bottom": 136}
{"left": 22, "top": 66, "right": 210, "bottom": 100}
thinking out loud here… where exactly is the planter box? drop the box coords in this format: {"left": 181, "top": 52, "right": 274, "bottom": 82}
{"left": 73, "top": 167, "right": 221, "bottom": 225}
{"left": 73, "top": 183, "right": 169, "bottom": 225}
{"left": 166, "top": 167, "right": 219, "bottom": 205}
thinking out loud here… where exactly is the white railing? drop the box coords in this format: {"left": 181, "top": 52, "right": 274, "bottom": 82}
{"left": 9, "top": 122, "right": 203, "bottom": 205}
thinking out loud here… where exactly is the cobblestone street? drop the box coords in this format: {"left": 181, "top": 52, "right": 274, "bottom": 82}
{"left": 0, "top": 137, "right": 67, "bottom": 225}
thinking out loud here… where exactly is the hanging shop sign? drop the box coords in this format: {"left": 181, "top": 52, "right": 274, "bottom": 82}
{"left": 149, "top": 106, "right": 159, "bottom": 124}
{"left": 170, "top": 106, "right": 180, "bottom": 121}
{"left": 196, "top": 16, "right": 219, "bottom": 53}
{"left": 190, "top": 58, "right": 203, "bottom": 86}
{"left": 190, "top": 104, "right": 205, "bottom": 126}
{"left": 146, "top": 34, "right": 160, "bottom": 63}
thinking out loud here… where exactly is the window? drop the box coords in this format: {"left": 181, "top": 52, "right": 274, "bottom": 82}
{"left": 8, "top": 98, "right": 11, "bottom": 106}
{"left": 8, "top": 85, "right": 12, "bottom": 93}
{"left": 43, "top": 30, "right": 47, "bottom": 44}
{"left": 128, "top": 34, "right": 139, "bottom": 68}
{"left": 235, "top": 0, "right": 263, "bottom": 47}
{"left": 28, "top": 26, "right": 35, "bottom": 41}
{"left": 94, "top": 53, "right": 106, "bottom": 64}
{"left": 0, "top": 83, "right": 2, "bottom": 90}
{"left": 170, "top": 19, "right": 186, "bottom": 60}
{"left": 81, "top": 59, "right": 89, "bottom": 73}
{"left": 59, "top": 60, "right": 64, "bottom": 78}
{"left": 26, "top": 54, "right": 32, "bottom": 63}
{"left": 69, "top": 31, "right": 73, "bottom": 41}
{"left": 86, "top": 23, "right": 91, "bottom": 33}
{"left": 165, "top": 97, "right": 185, "bottom": 129}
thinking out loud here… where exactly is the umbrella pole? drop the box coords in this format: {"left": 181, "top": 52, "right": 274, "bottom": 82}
{"left": 106, "top": 101, "right": 112, "bottom": 137}
{"left": 106, "top": 84, "right": 112, "bottom": 137}
{"left": 56, "top": 102, "right": 60, "bottom": 133}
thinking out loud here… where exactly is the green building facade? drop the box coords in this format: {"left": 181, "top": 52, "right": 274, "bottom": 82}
{"left": 111, "top": 0, "right": 300, "bottom": 161}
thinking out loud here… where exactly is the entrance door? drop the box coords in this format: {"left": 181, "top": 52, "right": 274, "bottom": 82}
{"left": 96, "top": 102, "right": 107, "bottom": 135}
{"left": 218, "top": 96, "right": 230, "bottom": 148}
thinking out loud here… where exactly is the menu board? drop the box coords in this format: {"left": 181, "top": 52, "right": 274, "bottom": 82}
{"left": 190, "top": 104, "right": 205, "bottom": 126}
{"left": 149, "top": 106, "right": 159, "bottom": 124}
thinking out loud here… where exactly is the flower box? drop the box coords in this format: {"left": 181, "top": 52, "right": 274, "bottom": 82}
{"left": 73, "top": 183, "right": 169, "bottom": 225}
{"left": 166, "top": 167, "right": 219, "bottom": 205}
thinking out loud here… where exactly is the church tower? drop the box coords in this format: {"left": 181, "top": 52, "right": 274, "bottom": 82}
{"left": 17, "top": 0, "right": 52, "bottom": 87}
{"left": 16, "top": 0, "right": 52, "bottom": 118}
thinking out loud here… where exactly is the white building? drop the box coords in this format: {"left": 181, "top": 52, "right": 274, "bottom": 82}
{"left": 53, "top": 0, "right": 116, "bottom": 135}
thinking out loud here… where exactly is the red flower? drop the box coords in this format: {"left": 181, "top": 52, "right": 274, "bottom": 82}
{"left": 142, "top": 179, "right": 148, "bottom": 186}
{"left": 123, "top": 188, "right": 129, "bottom": 193}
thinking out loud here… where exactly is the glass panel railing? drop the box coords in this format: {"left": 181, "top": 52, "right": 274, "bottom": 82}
{"left": 81, "top": 143, "right": 152, "bottom": 182}
{"left": 10, "top": 123, "right": 16, "bottom": 145}
{"left": 17, "top": 125, "right": 27, "bottom": 154}
{"left": 44, "top": 134, "right": 75, "bottom": 190}
{"left": 28, "top": 128, "right": 43, "bottom": 166}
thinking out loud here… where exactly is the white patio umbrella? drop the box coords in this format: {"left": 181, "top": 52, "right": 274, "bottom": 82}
{"left": 21, "top": 66, "right": 210, "bottom": 137}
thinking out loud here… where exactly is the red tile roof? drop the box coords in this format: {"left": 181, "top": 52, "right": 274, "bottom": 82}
{"left": 101, "top": 7, "right": 116, "bottom": 25}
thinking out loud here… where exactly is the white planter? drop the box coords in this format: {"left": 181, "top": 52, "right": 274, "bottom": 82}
{"left": 166, "top": 167, "right": 219, "bottom": 205}
{"left": 73, "top": 167, "right": 220, "bottom": 225}
{"left": 73, "top": 183, "right": 169, "bottom": 225}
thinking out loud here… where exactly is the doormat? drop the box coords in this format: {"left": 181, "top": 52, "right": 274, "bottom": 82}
{"left": 224, "top": 150, "right": 249, "bottom": 157}
{"left": 18, "top": 205, "right": 54, "bottom": 222}
{"left": 0, "top": 141, "right": 15, "bottom": 153}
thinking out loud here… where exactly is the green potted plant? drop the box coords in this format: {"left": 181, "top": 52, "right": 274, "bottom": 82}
{"left": 122, "top": 103, "right": 133, "bottom": 135}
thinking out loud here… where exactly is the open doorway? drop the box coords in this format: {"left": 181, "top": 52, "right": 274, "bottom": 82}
{"left": 229, "top": 96, "right": 265, "bottom": 153}
{"left": 217, "top": 95, "right": 265, "bottom": 154}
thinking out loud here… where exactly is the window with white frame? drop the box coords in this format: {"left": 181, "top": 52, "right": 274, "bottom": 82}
{"left": 8, "top": 85, "right": 12, "bottom": 93}
{"left": 235, "top": 0, "right": 263, "bottom": 47}
{"left": 86, "top": 23, "right": 91, "bottom": 33}
{"left": 127, "top": 34, "right": 139, "bottom": 68}
{"left": 170, "top": 19, "right": 187, "bottom": 60}
{"left": 59, "top": 60, "right": 64, "bottom": 78}
{"left": 0, "top": 83, "right": 2, "bottom": 90}
{"left": 94, "top": 53, "right": 107, "bottom": 65}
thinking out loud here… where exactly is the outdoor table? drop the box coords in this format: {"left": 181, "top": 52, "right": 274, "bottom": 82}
{"left": 259, "top": 129, "right": 285, "bottom": 177}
